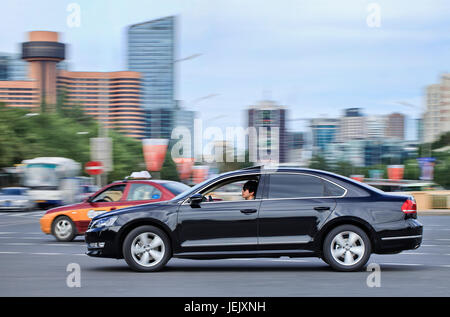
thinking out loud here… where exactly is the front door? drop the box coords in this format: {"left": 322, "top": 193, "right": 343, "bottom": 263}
{"left": 177, "top": 175, "right": 263, "bottom": 253}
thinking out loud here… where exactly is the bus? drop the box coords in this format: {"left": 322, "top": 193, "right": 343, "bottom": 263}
{"left": 21, "top": 157, "right": 81, "bottom": 208}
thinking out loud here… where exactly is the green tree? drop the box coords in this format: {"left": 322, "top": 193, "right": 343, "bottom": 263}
{"left": 160, "top": 150, "right": 180, "bottom": 181}
{"left": 308, "top": 155, "right": 329, "bottom": 171}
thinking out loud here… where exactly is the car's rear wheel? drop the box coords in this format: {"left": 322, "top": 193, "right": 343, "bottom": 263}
{"left": 52, "top": 216, "right": 76, "bottom": 242}
{"left": 122, "top": 225, "right": 171, "bottom": 272}
{"left": 323, "top": 224, "right": 371, "bottom": 272}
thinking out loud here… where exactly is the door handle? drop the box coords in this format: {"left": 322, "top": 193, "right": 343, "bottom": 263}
{"left": 110, "top": 207, "right": 117, "bottom": 211}
{"left": 240, "top": 209, "right": 257, "bottom": 214}
{"left": 314, "top": 206, "right": 331, "bottom": 211}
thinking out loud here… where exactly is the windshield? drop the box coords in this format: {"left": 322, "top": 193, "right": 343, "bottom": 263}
{"left": 23, "top": 163, "right": 59, "bottom": 188}
{"left": 0, "top": 188, "right": 24, "bottom": 196}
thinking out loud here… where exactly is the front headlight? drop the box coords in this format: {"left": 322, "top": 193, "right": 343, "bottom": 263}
{"left": 91, "top": 216, "right": 118, "bottom": 229}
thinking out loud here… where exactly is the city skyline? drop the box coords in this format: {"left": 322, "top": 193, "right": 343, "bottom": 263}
{"left": 1, "top": 1, "right": 449, "bottom": 135}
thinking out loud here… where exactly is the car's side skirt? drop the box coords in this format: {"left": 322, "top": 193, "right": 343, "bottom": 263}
{"left": 173, "top": 249, "right": 317, "bottom": 260}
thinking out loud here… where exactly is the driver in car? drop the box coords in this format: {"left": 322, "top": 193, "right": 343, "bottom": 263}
{"left": 242, "top": 180, "right": 258, "bottom": 200}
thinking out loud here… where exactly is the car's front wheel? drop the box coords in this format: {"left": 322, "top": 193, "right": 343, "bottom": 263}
{"left": 323, "top": 224, "right": 371, "bottom": 272}
{"left": 122, "top": 225, "right": 171, "bottom": 272}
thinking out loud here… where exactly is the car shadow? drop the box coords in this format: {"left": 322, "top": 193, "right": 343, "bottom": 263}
{"left": 85, "top": 260, "right": 430, "bottom": 274}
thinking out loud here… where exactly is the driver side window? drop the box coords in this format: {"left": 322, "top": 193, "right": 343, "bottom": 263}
{"left": 200, "top": 176, "right": 260, "bottom": 202}
{"left": 91, "top": 184, "right": 126, "bottom": 203}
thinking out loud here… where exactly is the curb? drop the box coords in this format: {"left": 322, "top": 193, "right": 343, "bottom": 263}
{"left": 418, "top": 210, "right": 450, "bottom": 216}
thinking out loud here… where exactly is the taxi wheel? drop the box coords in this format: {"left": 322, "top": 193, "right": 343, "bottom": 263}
{"left": 52, "top": 216, "right": 77, "bottom": 242}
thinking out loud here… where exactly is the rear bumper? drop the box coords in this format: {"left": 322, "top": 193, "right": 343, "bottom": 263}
{"left": 374, "top": 219, "right": 423, "bottom": 254}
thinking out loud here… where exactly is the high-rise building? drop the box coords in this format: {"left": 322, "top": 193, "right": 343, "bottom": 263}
{"left": 22, "top": 31, "right": 66, "bottom": 111}
{"left": 416, "top": 118, "right": 424, "bottom": 143}
{"left": 1, "top": 31, "right": 146, "bottom": 139}
{"left": 247, "top": 100, "right": 287, "bottom": 164}
{"left": 385, "top": 113, "right": 405, "bottom": 140}
{"left": 366, "top": 115, "right": 386, "bottom": 139}
{"left": 58, "top": 70, "right": 146, "bottom": 139}
{"left": 338, "top": 108, "right": 367, "bottom": 142}
{"left": 172, "top": 101, "right": 196, "bottom": 157}
{"left": 286, "top": 131, "right": 305, "bottom": 164}
{"left": 310, "top": 118, "right": 340, "bottom": 153}
{"left": 423, "top": 80, "right": 448, "bottom": 143}
{"left": 128, "top": 16, "right": 176, "bottom": 111}
{"left": 0, "top": 53, "right": 28, "bottom": 81}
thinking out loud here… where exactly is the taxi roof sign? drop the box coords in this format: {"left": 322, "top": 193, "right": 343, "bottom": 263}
{"left": 126, "top": 171, "right": 152, "bottom": 180}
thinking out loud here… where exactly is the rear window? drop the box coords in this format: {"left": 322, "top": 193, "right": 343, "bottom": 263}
{"left": 268, "top": 174, "right": 346, "bottom": 199}
{"left": 161, "top": 182, "right": 191, "bottom": 196}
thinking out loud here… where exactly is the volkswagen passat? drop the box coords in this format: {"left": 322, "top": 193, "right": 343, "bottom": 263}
{"left": 85, "top": 167, "right": 423, "bottom": 272}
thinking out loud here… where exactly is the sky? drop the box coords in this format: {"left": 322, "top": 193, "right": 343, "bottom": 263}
{"left": 2, "top": 0, "right": 450, "bottom": 138}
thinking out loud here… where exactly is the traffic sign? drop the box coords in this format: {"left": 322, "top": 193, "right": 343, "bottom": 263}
{"left": 85, "top": 161, "right": 104, "bottom": 175}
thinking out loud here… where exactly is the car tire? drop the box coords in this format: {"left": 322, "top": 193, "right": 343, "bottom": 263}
{"left": 52, "top": 216, "right": 77, "bottom": 242}
{"left": 122, "top": 225, "right": 171, "bottom": 272}
{"left": 323, "top": 224, "right": 371, "bottom": 272}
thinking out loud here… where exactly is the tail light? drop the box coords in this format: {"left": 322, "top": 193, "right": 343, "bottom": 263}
{"left": 402, "top": 198, "right": 417, "bottom": 215}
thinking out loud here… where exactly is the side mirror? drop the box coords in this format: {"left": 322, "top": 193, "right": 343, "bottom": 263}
{"left": 86, "top": 195, "right": 94, "bottom": 203}
{"left": 189, "top": 193, "right": 203, "bottom": 208}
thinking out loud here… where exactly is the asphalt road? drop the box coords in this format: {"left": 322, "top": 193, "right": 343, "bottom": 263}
{"left": 0, "top": 210, "right": 449, "bottom": 297}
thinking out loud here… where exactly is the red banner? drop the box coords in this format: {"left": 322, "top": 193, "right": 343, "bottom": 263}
{"left": 142, "top": 139, "right": 169, "bottom": 172}
{"left": 173, "top": 158, "right": 194, "bottom": 180}
{"left": 387, "top": 165, "right": 404, "bottom": 180}
{"left": 192, "top": 166, "right": 209, "bottom": 184}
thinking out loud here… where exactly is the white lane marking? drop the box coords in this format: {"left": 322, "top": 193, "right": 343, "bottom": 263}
{"left": 0, "top": 237, "right": 46, "bottom": 240}
{"left": 0, "top": 232, "right": 19, "bottom": 235}
{"left": 0, "top": 242, "right": 83, "bottom": 247}
{"left": 381, "top": 263, "right": 424, "bottom": 266}
{"left": 2, "top": 243, "right": 36, "bottom": 246}
{"left": 0, "top": 251, "right": 86, "bottom": 256}
{"left": 0, "top": 221, "right": 40, "bottom": 227}
{"left": 270, "top": 259, "right": 307, "bottom": 263}
{"left": 30, "top": 253, "right": 62, "bottom": 256}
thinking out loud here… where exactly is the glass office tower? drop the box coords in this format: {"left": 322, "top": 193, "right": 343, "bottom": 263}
{"left": 128, "top": 16, "right": 175, "bottom": 110}
{"left": 0, "top": 53, "right": 27, "bottom": 81}
{"left": 128, "top": 16, "right": 176, "bottom": 138}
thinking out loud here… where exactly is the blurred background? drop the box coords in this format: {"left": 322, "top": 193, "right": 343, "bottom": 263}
{"left": 1, "top": 0, "right": 450, "bottom": 210}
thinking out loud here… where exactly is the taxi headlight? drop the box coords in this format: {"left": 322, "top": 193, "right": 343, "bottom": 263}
{"left": 91, "top": 216, "right": 118, "bottom": 229}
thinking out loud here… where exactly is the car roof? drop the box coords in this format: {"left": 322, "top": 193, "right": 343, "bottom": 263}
{"left": 236, "top": 166, "right": 340, "bottom": 177}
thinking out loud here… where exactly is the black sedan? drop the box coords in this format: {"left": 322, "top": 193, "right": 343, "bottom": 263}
{"left": 85, "top": 167, "right": 423, "bottom": 272}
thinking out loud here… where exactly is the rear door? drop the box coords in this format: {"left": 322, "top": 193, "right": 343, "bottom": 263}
{"left": 258, "top": 173, "right": 343, "bottom": 250}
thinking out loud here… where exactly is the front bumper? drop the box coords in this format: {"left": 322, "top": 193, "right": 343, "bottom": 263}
{"left": 85, "top": 226, "right": 122, "bottom": 259}
{"left": 375, "top": 218, "right": 423, "bottom": 254}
